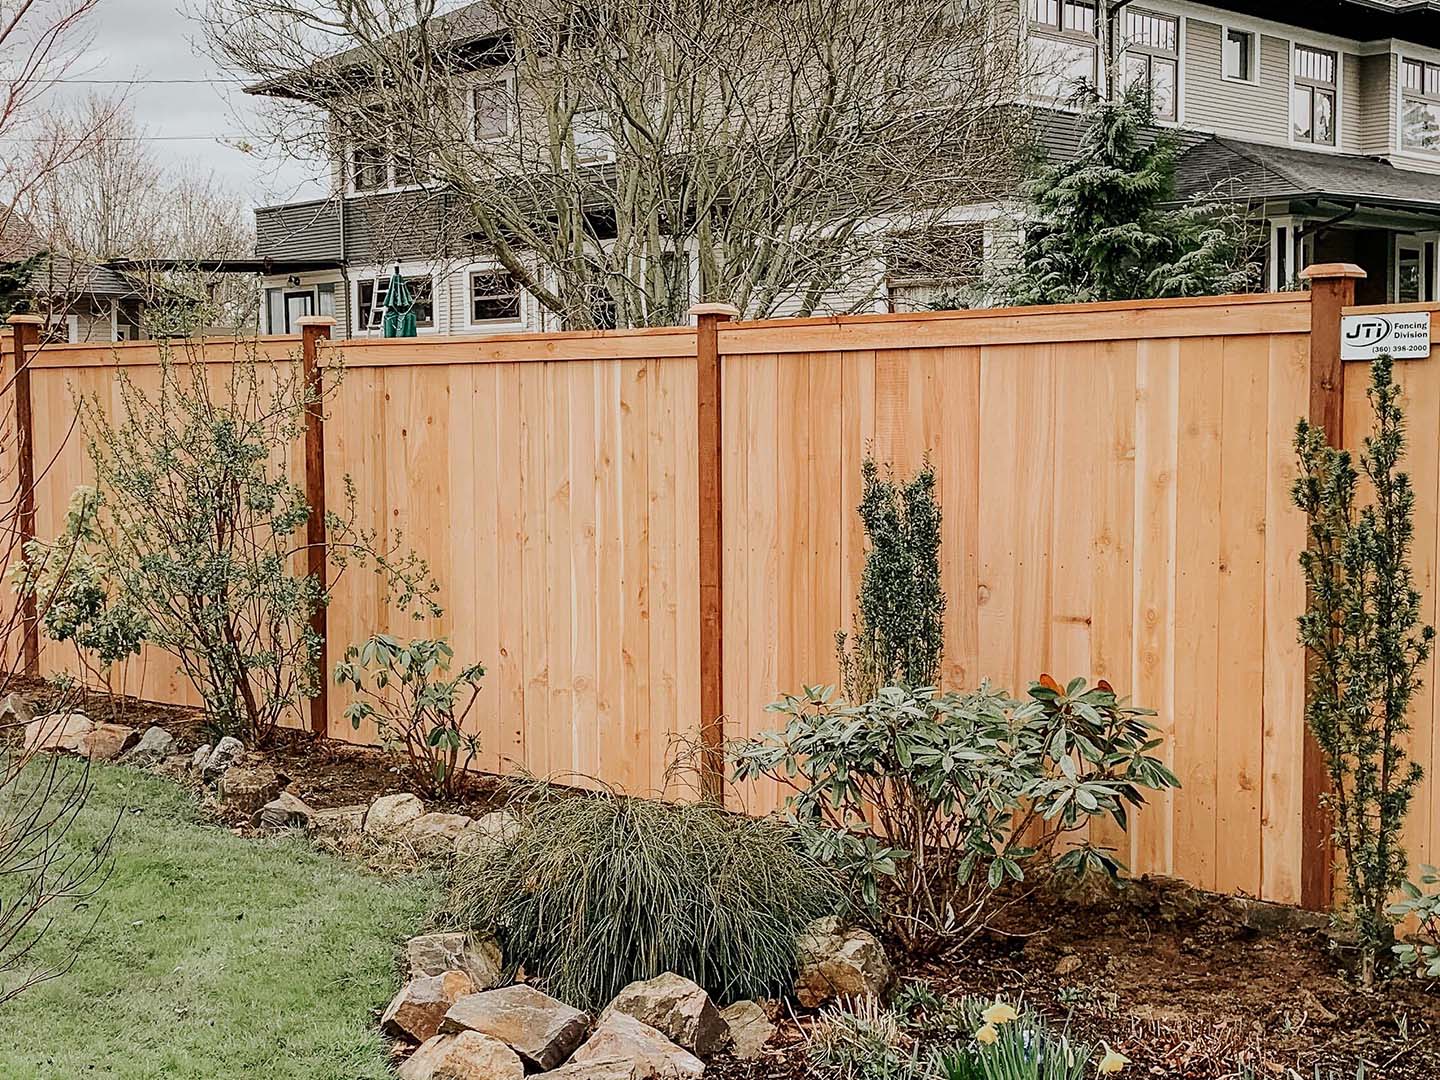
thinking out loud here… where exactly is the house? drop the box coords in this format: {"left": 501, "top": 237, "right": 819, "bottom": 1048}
{"left": 1027, "top": 0, "right": 1440, "bottom": 304}
{"left": 248, "top": 0, "right": 1440, "bottom": 332}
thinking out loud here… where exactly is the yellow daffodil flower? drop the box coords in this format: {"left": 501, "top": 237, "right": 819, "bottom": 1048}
{"left": 975, "top": 1023, "right": 999, "bottom": 1046}
{"left": 1096, "top": 1044, "right": 1130, "bottom": 1074}
{"left": 980, "top": 1002, "right": 1019, "bottom": 1026}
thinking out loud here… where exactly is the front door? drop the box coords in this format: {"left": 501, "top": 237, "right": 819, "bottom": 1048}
{"left": 1396, "top": 237, "right": 1428, "bottom": 303}
{"left": 284, "top": 290, "right": 315, "bottom": 333}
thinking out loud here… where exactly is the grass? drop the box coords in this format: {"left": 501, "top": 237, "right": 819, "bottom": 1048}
{"left": 0, "top": 760, "right": 437, "bottom": 1079}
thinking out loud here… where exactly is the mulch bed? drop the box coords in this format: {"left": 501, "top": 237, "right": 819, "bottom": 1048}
{"left": 712, "top": 878, "right": 1440, "bottom": 1080}
{"left": 16, "top": 678, "right": 1440, "bottom": 1078}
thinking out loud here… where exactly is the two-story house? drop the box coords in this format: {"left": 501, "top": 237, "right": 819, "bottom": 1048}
{"left": 1028, "top": 0, "right": 1440, "bottom": 305}
{"left": 248, "top": 0, "right": 1440, "bottom": 333}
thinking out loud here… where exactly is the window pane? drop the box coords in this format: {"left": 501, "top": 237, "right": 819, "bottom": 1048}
{"left": 574, "top": 111, "right": 613, "bottom": 161}
{"left": 1224, "top": 29, "right": 1252, "bottom": 80}
{"left": 1403, "top": 98, "right": 1440, "bottom": 150}
{"left": 353, "top": 143, "right": 387, "bottom": 190}
{"left": 1399, "top": 248, "right": 1422, "bottom": 303}
{"left": 1151, "top": 57, "right": 1177, "bottom": 119}
{"left": 1296, "top": 45, "right": 1335, "bottom": 86}
{"left": 408, "top": 277, "right": 434, "bottom": 327}
{"left": 1063, "top": 0, "right": 1096, "bottom": 35}
{"left": 1315, "top": 89, "right": 1335, "bottom": 144}
{"left": 1123, "top": 53, "right": 1148, "bottom": 92}
{"left": 471, "top": 271, "right": 521, "bottom": 322}
{"left": 1405, "top": 58, "right": 1425, "bottom": 92}
{"left": 1028, "top": 0, "right": 1059, "bottom": 26}
{"left": 1125, "top": 11, "right": 1177, "bottom": 53}
{"left": 1293, "top": 86, "right": 1313, "bottom": 141}
{"left": 1428, "top": 63, "right": 1440, "bottom": 97}
{"left": 1031, "top": 34, "right": 1096, "bottom": 99}
{"left": 473, "top": 81, "right": 510, "bottom": 141}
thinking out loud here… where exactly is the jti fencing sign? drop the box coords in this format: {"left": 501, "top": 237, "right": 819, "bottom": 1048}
{"left": 1340, "top": 311, "right": 1431, "bottom": 360}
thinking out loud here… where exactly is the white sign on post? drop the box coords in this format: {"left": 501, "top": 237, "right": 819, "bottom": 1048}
{"left": 1340, "top": 311, "right": 1432, "bottom": 360}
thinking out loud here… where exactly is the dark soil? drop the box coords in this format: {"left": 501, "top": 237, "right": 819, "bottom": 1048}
{"left": 16, "top": 677, "right": 508, "bottom": 814}
{"left": 711, "top": 878, "right": 1440, "bottom": 1080}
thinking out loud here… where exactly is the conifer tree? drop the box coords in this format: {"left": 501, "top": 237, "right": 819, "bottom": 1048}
{"left": 1294, "top": 355, "right": 1435, "bottom": 987}
{"left": 996, "top": 84, "right": 1257, "bottom": 304}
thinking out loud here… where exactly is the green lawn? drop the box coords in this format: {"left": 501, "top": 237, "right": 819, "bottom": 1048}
{"left": 0, "top": 760, "right": 437, "bottom": 1079}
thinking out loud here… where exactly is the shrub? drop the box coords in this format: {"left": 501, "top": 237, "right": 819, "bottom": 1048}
{"left": 447, "top": 784, "right": 842, "bottom": 1011}
{"left": 22, "top": 342, "right": 441, "bottom": 744}
{"left": 1294, "top": 355, "right": 1434, "bottom": 987}
{"left": 731, "top": 678, "right": 1177, "bottom": 956}
{"left": 810, "top": 997, "right": 919, "bottom": 1080}
{"left": 835, "top": 458, "right": 945, "bottom": 702}
{"left": 334, "top": 635, "right": 484, "bottom": 799}
{"left": 1390, "top": 865, "right": 1440, "bottom": 979}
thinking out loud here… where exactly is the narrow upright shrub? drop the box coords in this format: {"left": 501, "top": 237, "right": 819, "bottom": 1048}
{"left": 1293, "top": 355, "right": 1435, "bottom": 987}
{"left": 836, "top": 457, "right": 945, "bottom": 701}
{"left": 448, "top": 784, "right": 841, "bottom": 1010}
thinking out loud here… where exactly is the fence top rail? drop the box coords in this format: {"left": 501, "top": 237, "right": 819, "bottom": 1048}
{"left": 22, "top": 335, "right": 305, "bottom": 370}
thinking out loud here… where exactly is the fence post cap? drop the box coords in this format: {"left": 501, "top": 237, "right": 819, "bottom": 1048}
{"left": 1299, "top": 263, "right": 1367, "bottom": 281}
{"left": 689, "top": 303, "right": 740, "bottom": 319}
{"left": 295, "top": 315, "right": 337, "bottom": 330}
{"left": 5, "top": 314, "right": 43, "bottom": 326}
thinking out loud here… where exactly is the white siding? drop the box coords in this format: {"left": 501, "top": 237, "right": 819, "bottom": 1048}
{"left": 1181, "top": 21, "right": 1291, "bottom": 145}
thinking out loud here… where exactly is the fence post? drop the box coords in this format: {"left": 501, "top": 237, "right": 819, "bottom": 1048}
{"left": 296, "top": 316, "right": 335, "bottom": 736}
{"left": 691, "top": 302, "right": 738, "bottom": 804}
{"left": 1297, "top": 261, "right": 1366, "bottom": 911}
{"left": 6, "top": 315, "right": 41, "bottom": 675}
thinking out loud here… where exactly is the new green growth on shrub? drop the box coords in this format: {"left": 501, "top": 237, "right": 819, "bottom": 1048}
{"left": 836, "top": 458, "right": 945, "bottom": 702}
{"left": 732, "top": 678, "right": 1177, "bottom": 956}
{"left": 335, "top": 635, "right": 484, "bottom": 799}
{"left": 1294, "top": 355, "right": 1434, "bottom": 988}
{"left": 20, "top": 341, "right": 442, "bottom": 744}
{"left": 447, "top": 783, "right": 842, "bottom": 1011}
{"left": 1390, "top": 864, "right": 1440, "bottom": 979}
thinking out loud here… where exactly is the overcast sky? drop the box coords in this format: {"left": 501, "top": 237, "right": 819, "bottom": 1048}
{"left": 55, "top": 0, "right": 327, "bottom": 214}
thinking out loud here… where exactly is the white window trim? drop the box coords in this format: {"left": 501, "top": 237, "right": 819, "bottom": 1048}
{"left": 470, "top": 73, "right": 515, "bottom": 145}
{"left": 1220, "top": 24, "right": 1259, "bottom": 85}
{"left": 462, "top": 262, "right": 528, "bottom": 332}
{"left": 1398, "top": 54, "right": 1440, "bottom": 157}
{"left": 1288, "top": 42, "right": 1343, "bottom": 153}
{"left": 343, "top": 143, "right": 436, "bottom": 198}
{"left": 1023, "top": 1, "right": 1101, "bottom": 111}
{"left": 1118, "top": 8, "right": 1183, "bottom": 125}
{"left": 350, "top": 264, "right": 441, "bottom": 337}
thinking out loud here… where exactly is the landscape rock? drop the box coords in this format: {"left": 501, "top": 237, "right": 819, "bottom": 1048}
{"left": 543, "top": 1060, "right": 639, "bottom": 1080}
{"left": 398, "top": 1032, "right": 526, "bottom": 1080}
{"left": 793, "top": 916, "right": 892, "bottom": 1008}
{"left": 121, "top": 725, "right": 175, "bottom": 766}
{"left": 309, "top": 804, "right": 366, "bottom": 844}
{"left": 407, "top": 932, "right": 505, "bottom": 990}
{"left": 601, "top": 972, "right": 726, "bottom": 1058}
{"left": 719, "top": 1000, "right": 774, "bottom": 1059}
{"left": 0, "top": 691, "right": 35, "bottom": 727}
{"left": 153, "top": 754, "right": 193, "bottom": 782}
{"left": 201, "top": 736, "right": 243, "bottom": 780}
{"left": 441, "top": 984, "right": 590, "bottom": 1071}
{"left": 569, "top": 1011, "right": 704, "bottom": 1079}
{"left": 24, "top": 712, "right": 93, "bottom": 752}
{"left": 364, "top": 792, "right": 426, "bottom": 838}
{"left": 218, "top": 762, "right": 286, "bottom": 816}
{"left": 383, "top": 971, "right": 478, "bottom": 1044}
{"left": 252, "top": 790, "right": 314, "bottom": 830}
{"left": 189, "top": 743, "right": 213, "bottom": 773}
{"left": 408, "top": 812, "right": 481, "bottom": 858}
{"left": 455, "top": 810, "right": 520, "bottom": 860}
{"left": 1053, "top": 954, "right": 1083, "bottom": 977}
{"left": 76, "top": 722, "right": 139, "bottom": 761}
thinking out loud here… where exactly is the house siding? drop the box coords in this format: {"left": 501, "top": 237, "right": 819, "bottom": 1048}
{"left": 1357, "top": 51, "right": 1395, "bottom": 156}
{"left": 1341, "top": 52, "right": 1362, "bottom": 154}
{"left": 1182, "top": 22, "right": 1290, "bottom": 145}
{"left": 255, "top": 199, "right": 343, "bottom": 261}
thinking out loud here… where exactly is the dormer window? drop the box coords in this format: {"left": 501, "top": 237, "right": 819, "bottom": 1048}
{"left": 1120, "top": 10, "right": 1179, "bottom": 120}
{"left": 1293, "top": 45, "right": 1336, "bottom": 146}
{"left": 1402, "top": 58, "right": 1440, "bottom": 153}
{"left": 1027, "top": 0, "right": 1098, "bottom": 102}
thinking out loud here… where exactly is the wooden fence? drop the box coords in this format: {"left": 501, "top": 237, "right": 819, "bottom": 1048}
{"left": 8, "top": 264, "right": 1439, "bottom": 910}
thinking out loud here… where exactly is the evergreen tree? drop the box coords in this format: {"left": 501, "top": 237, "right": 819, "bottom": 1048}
{"left": 1294, "top": 356, "right": 1435, "bottom": 988}
{"left": 835, "top": 457, "right": 946, "bottom": 701}
{"left": 995, "top": 85, "right": 1257, "bottom": 304}
{"left": 0, "top": 251, "right": 44, "bottom": 318}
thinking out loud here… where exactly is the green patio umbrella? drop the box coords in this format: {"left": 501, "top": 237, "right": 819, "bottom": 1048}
{"left": 381, "top": 265, "right": 417, "bottom": 338}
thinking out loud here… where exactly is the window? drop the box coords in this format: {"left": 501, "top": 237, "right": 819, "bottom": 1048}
{"left": 469, "top": 269, "right": 522, "bottom": 324}
{"left": 1121, "top": 10, "right": 1179, "bottom": 120}
{"left": 1402, "top": 58, "right": 1440, "bottom": 153}
{"left": 1223, "top": 28, "right": 1256, "bottom": 82}
{"left": 1293, "top": 45, "right": 1336, "bottom": 146}
{"left": 473, "top": 78, "right": 512, "bottom": 142}
{"left": 352, "top": 141, "right": 389, "bottom": 191}
{"left": 573, "top": 109, "right": 613, "bottom": 163}
{"left": 1027, "top": 0, "right": 1098, "bottom": 101}
{"left": 357, "top": 274, "right": 435, "bottom": 332}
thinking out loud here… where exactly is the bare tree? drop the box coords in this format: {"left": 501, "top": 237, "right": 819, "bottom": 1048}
{"left": 203, "top": 0, "right": 1032, "bottom": 326}
{"left": 0, "top": 0, "right": 115, "bottom": 1004}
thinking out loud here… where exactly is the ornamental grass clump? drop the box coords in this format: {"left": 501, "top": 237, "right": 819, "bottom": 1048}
{"left": 447, "top": 783, "right": 842, "bottom": 1011}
